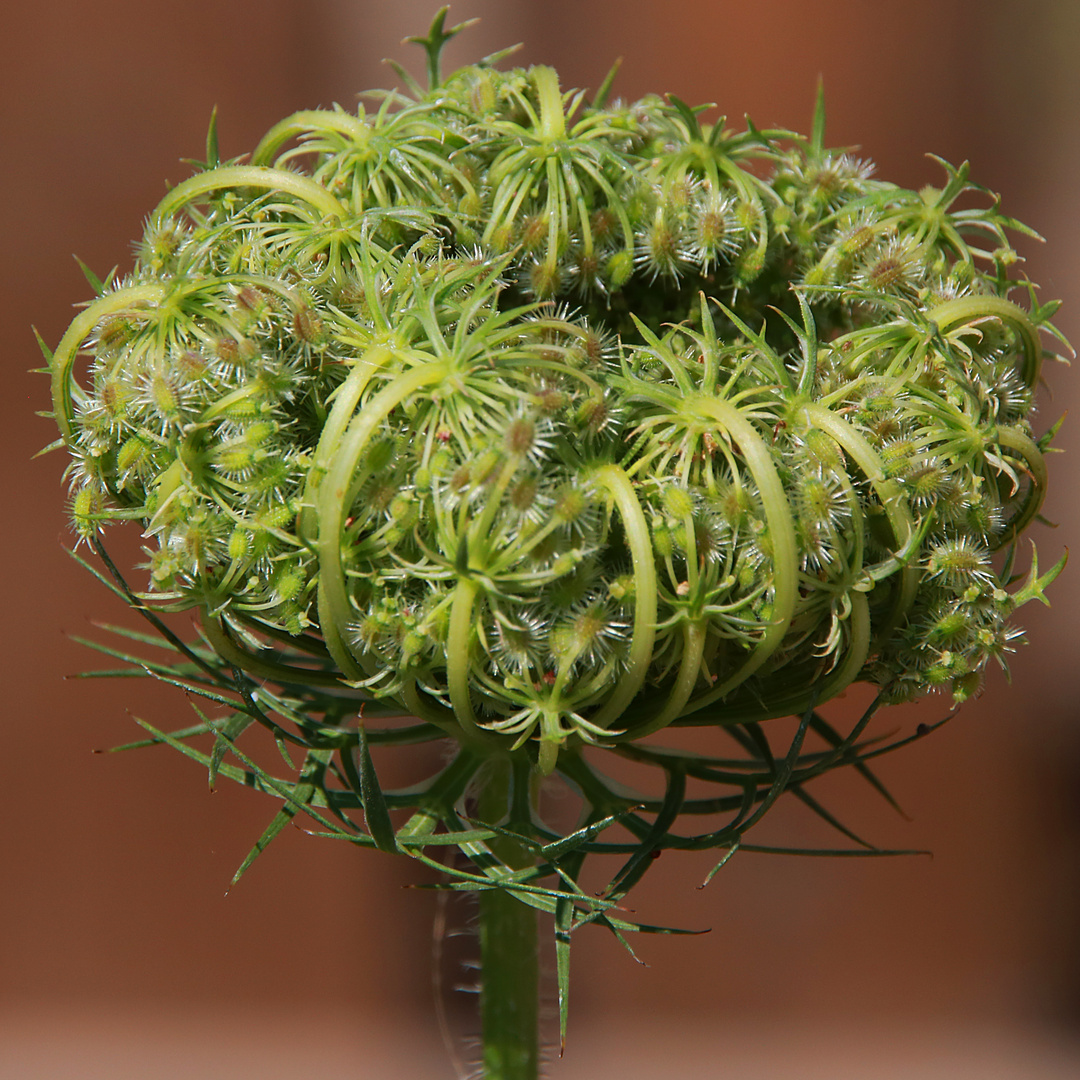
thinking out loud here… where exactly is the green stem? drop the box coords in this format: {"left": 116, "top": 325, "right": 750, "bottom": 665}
{"left": 199, "top": 613, "right": 344, "bottom": 687}
{"left": 298, "top": 343, "right": 397, "bottom": 545}
{"left": 476, "top": 756, "right": 540, "bottom": 1080}
{"left": 447, "top": 576, "right": 484, "bottom": 736}
{"left": 587, "top": 463, "right": 658, "bottom": 730}
{"left": 995, "top": 425, "right": 1049, "bottom": 539}
{"left": 251, "top": 110, "right": 373, "bottom": 166}
{"left": 928, "top": 295, "right": 1042, "bottom": 389}
{"left": 799, "top": 401, "right": 920, "bottom": 634}
{"left": 678, "top": 395, "right": 799, "bottom": 714}
{"left": 616, "top": 619, "right": 707, "bottom": 740}
{"left": 150, "top": 164, "right": 346, "bottom": 224}
{"left": 313, "top": 361, "right": 447, "bottom": 680}
{"left": 50, "top": 283, "right": 167, "bottom": 441}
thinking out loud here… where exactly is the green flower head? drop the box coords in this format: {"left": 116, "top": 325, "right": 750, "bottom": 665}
{"left": 49, "top": 39, "right": 1064, "bottom": 765}
{"left": 43, "top": 14, "right": 1069, "bottom": 1052}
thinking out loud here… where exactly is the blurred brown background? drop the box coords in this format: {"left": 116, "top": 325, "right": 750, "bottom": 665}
{"left": 3, "top": 1, "right": 1079, "bottom": 1076}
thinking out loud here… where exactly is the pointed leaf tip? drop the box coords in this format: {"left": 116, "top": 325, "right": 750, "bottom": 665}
{"left": 666, "top": 94, "right": 704, "bottom": 142}
{"left": 73, "top": 255, "right": 106, "bottom": 296}
{"left": 811, "top": 77, "right": 826, "bottom": 158}
{"left": 593, "top": 57, "right": 622, "bottom": 109}
{"left": 358, "top": 721, "right": 398, "bottom": 853}
{"left": 32, "top": 326, "right": 54, "bottom": 364}
{"left": 205, "top": 105, "right": 220, "bottom": 169}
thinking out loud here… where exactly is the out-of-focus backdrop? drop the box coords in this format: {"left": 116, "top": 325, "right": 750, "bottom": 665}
{"left": 3, "top": 2, "right": 1078, "bottom": 1076}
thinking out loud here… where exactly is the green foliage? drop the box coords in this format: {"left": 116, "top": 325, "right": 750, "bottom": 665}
{"left": 79, "top": 538, "right": 935, "bottom": 1048}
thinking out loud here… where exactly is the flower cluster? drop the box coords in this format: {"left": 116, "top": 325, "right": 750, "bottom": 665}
{"left": 49, "top": 18, "right": 1065, "bottom": 773}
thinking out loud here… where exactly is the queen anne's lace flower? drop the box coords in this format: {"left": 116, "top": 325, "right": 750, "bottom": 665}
{"left": 49, "top": 32, "right": 1066, "bottom": 772}
{"left": 44, "top": 21, "right": 1070, "bottom": 1065}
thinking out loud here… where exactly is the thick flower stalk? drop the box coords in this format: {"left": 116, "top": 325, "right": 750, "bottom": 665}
{"left": 45, "top": 10, "right": 1066, "bottom": 1077}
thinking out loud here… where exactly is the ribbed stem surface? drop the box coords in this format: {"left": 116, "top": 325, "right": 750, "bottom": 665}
{"left": 477, "top": 758, "right": 539, "bottom": 1080}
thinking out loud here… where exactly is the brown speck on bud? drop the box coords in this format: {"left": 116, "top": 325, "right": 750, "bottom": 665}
{"left": 590, "top": 208, "right": 617, "bottom": 244}
{"left": 532, "top": 387, "right": 565, "bottom": 414}
{"left": 175, "top": 350, "right": 208, "bottom": 381}
{"left": 335, "top": 279, "right": 367, "bottom": 309}
{"left": 579, "top": 394, "right": 609, "bottom": 435}
{"left": 505, "top": 417, "right": 536, "bottom": 455}
{"left": 450, "top": 465, "right": 471, "bottom": 492}
{"left": 511, "top": 477, "right": 538, "bottom": 512}
{"left": 99, "top": 378, "right": 127, "bottom": 419}
{"left": 867, "top": 255, "right": 903, "bottom": 289}
{"left": 235, "top": 285, "right": 269, "bottom": 313}
{"left": 698, "top": 210, "right": 728, "bottom": 246}
{"left": 97, "top": 315, "right": 137, "bottom": 353}
{"left": 293, "top": 304, "right": 327, "bottom": 346}
{"left": 527, "top": 259, "right": 563, "bottom": 299}
{"left": 215, "top": 337, "right": 240, "bottom": 365}
{"left": 582, "top": 329, "right": 606, "bottom": 367}
{"left": 519, "top": 214, "right": 548, "bottom": 253}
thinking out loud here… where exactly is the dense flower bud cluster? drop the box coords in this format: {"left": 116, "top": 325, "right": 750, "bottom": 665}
{"left": 49, "top": 31, "right": 1065, "bottom": 772}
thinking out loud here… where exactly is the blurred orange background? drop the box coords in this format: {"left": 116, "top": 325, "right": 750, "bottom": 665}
{"left": 3, "top": 2, "right": 1079, "bottom": 1076}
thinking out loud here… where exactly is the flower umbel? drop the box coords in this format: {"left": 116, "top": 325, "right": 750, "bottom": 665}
{"left": 44, "top": 10, "right": 1068, "bottom": 1068}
